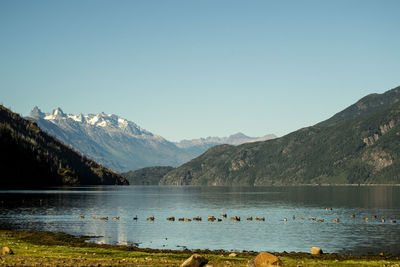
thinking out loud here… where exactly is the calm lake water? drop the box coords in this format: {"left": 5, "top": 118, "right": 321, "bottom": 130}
{"left": 1, "top": 186, "right": 400, "bottom": 255}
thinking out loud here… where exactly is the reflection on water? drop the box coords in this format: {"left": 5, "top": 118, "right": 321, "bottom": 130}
{"left": 1, "top": 186, "right": 400, "bottom": 254}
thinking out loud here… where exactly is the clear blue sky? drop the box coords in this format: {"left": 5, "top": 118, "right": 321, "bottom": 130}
{"left": 1, "top": 0, "right": 399, "bottom": 141}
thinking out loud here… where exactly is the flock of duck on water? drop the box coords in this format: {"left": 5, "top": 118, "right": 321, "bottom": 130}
{"left": 78, "top": 208, "right": 397, "bottom": 224}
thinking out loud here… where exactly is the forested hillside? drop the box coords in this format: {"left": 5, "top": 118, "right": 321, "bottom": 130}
{"left": 161, "top": 93, "right": 400, "bottom": 186}
{"left": 122, "top": 166, "right": 175, "bottom": 185}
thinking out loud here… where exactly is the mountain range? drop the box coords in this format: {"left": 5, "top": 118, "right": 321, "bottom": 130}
{"left": 27, "top": 108, "right": 275, "bottom": 172}
{"left": 175, "top": 133, "right": 276, "bottom": 153}
{"left": 0, "top": 105, "right": 128, "bottom": 188}
{"left": 161, "top": 85, "right": 400, "bottom": 186}
{"left": 3, "top": 85, "right": 399, "bottom": 187}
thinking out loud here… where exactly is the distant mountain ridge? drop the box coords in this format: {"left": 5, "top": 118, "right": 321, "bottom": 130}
{"left": 161, "top": 85, "right": 400, "bottom": 186}
{"left": 28, "top": 107, "right": 275, "bottom": 172}
{"left": 0, "top": 105, "right": 128, "bottom": 188}
{"left": 175, "top": 132, "right": 276, "bottom": 148}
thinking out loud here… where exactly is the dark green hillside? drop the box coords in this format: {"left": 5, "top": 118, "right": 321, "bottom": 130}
{"left": 161, "top": 101, "right": 400, "bottom": 186}
{"left": 122, "top": 166, "right": 174, "bottom": 185}
{"left": 0, "top": 105, "right": 128, "bottom": 188}
{"left": 318, "top": 85, "right": 400, "bottom": 127}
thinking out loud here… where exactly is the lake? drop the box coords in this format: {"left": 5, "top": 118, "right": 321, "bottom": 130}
{"left": 0, "top": 185, "right": 400, "bottom": 255}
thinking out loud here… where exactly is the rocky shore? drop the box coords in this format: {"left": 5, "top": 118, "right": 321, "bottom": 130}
{"left": 1, "top": 229, "right": 400, "bottom": 266}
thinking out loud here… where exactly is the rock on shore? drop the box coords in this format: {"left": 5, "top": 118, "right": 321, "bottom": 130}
{"left": 180, "top": 254, "right": 208, "bottom": 267}
{"left": 310, "top": 247, "right": 323, "bottom": 255}
{"left": 248, "top": 252, "right": 282, "bottom": 266}
{"left": 2, "top": 246, "right": 13, "bottom": 255}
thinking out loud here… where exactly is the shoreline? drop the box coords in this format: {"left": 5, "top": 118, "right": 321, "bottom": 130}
{"left": 1, "top": 229, "right": 400, "bottom": 266}
{"left": 134, "top": 183, "right": 400, "bottom": 187}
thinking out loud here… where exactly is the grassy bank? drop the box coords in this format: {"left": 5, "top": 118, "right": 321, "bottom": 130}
{"left": 1, "top": 230, "right": 400, "bottom": 266}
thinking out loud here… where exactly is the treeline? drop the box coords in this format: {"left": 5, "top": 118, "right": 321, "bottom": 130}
{"left": 0, "top": 105, "right": 128, "bottom": 188}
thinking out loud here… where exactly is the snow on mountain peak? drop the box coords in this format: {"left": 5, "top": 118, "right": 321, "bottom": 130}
{"left": 68, "top": 113, "right": 85, "bottom": 123}
{"left": 30, "top": 106, "right": 45, "bottom": 118}
{"left": 53, "top": 107, "right": 65, "bottom": 116}
{"left": 87, "top": 114, "right": 100, "bottom": 125}
{"left": 118, "top": 117, "right": 128, "bottom": 127}
{"left": 31, "top": 107, "right": 153, "bottom": 137}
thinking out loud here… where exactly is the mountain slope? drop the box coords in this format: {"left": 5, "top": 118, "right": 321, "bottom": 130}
{"left": 122, "top": 166, "right": 175, "bottom": 185}
{"left": 0, "top": 105, "right": 128, "bottom": 188}
{"left": 28, "top": 107, "right": 193, "bottom": 172}
{"left": 317, "top": 85, "right": 400, "bottom": 127}
{"left": 161, "top": 91, "right": 400, "bottom": 186}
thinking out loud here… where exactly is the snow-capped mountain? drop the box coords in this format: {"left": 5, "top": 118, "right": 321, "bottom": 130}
{"left": 38, "top": 107, "right": 155, "bottom": 138}
{"left": 28, "top": 107, "right": 276, "bottom": 172}
{"left": 28, "top": 107, "right": 191, "bottom": 172}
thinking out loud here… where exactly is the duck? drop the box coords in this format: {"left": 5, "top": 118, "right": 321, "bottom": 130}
{"left": 208, "top": 216, "right": 216, "bottom": 221}
{"left": 178, "top": 218, "right": 185, "bottom": 221}
{"left": 330, "top": 218, "right": 339, "bottom": 223}
{"left": 167, "top": 217, "right": 175, "bottom": 221}
{"left": 147, "top": 216, "right": 155, "bottom": 221}
{"left": 133, "top": 216, "right": 138, "bottom": 220}
{"left": 247, "top": 216, "right": 253, "bottom": 221}
{"left": 112, "top": 217, "right": 120, "bottom": 220}
{"left": 283, "top": 218, "right": 287, "bottom": 222}
{"left": 221, "top": 214, "right": 227, "bottom": 218}
{"left": 317, "top": 219, "right": 324, "bottom": 223}
{"left": 230, "top": 216, "right": 240, "bottom": 221}
{"left": 193, "top": 216, "right": 202, "bottom": 221}
{"left": 184, "top": 218, "right": 192, "bottom": 222}
{"left": 78, "top": 216, "right": 85, "bottom": 219}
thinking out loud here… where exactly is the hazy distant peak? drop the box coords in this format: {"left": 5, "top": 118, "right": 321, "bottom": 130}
{"left": 229, "top": 132, "right": 247, "bottom": 138}
{"left": 175, "top": 132, "right": 276, "bottom": 148}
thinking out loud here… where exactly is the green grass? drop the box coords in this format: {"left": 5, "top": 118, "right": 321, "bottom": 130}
{"left": 1, "top": 230, "right": 400, "bottom": 266}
